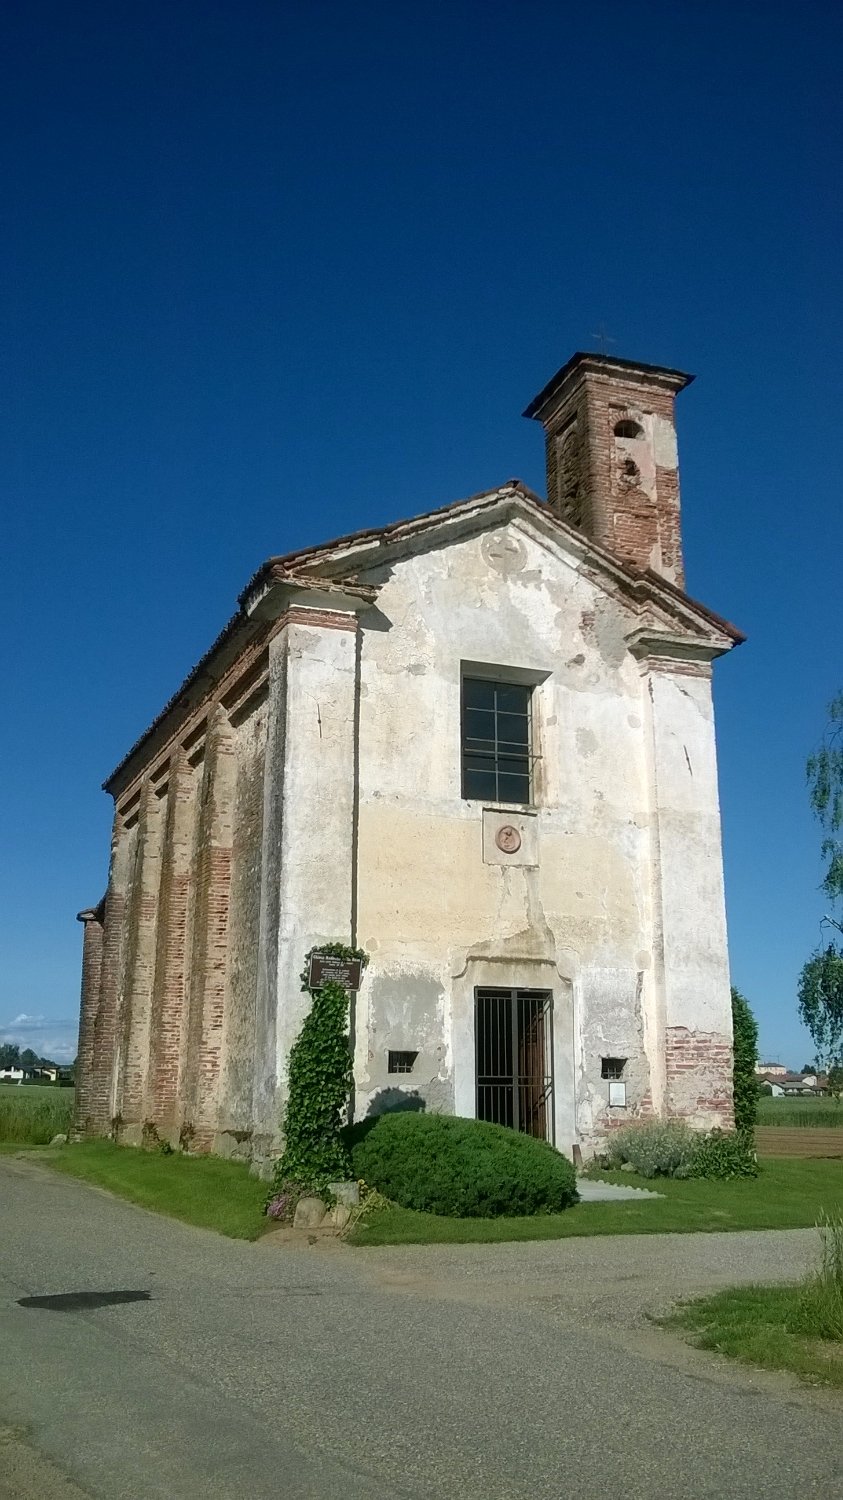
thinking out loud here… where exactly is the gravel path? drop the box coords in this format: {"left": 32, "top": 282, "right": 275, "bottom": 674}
{"left": 351, "top": 1222, "right": 820, "bottom": 1329}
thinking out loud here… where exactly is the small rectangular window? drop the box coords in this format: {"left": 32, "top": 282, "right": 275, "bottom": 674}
{"left": 388, "top": 1050, "right": 418, "bottom": 1075}
{"left": 462, "top": 677, "right": 533, "bottom": 804}
{"left": 601, "top": 1057, "right": 626, "bottom": 1080}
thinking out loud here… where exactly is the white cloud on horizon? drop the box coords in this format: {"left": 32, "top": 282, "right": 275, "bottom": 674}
{"left": 0, "top": 1013, "right": 77, "bottom": 1063}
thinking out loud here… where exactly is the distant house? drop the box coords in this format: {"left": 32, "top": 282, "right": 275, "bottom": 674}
{"left": 0, "top": 1064, "right": 58, "bottom": 1085}
{"left": 0, "top": 1066, "right": 30, "bottom": 1084}
{"left": 757, "top": 1069, "right": 823, "bottom": 1097}
{"left": 755, "top": 1062, "right": 787, "bottom": 1077}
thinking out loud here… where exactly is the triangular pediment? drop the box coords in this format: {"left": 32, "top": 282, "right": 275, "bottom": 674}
{"left": 248, "top": 481, "right": 742, "bottom": 660}
{"left": 108, "top": 481, "right": 741, "bottom": 796}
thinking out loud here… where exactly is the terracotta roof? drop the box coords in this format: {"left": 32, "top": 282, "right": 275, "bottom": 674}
{"left": 237, "top": 478, "right": 545, "bottom": 605}
{"left": 103, "top": 478, "right": 743, "bottom": 794}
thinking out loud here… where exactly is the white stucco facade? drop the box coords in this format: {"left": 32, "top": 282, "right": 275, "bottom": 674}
{"left": 250, "top": 501, "right": 737, "bottom": 1157}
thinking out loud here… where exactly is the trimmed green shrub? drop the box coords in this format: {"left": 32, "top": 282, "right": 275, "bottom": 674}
{"left": 605, "top": 1120, "right": 696, "bottom": 1178}
{"left": 689, "top": 1127, "right": 757, "bottom": 1180}
{"left": 731, "top": 985, "right": 759, "bottom": 1133}
{"left": 345, "top": 1112, "right": 578, "bottom": 1218}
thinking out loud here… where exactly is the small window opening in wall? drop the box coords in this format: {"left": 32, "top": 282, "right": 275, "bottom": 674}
{"left": 601, "top": 1057, "right": 626, "bottom": 1080}
{"left": 388, "top": 1050, "right": 418, "bottom": 1075}
{"left": 614, "top": 419, "right": 643, "bottom": 439}
{"left": 622, "top": 457, "right": 639, "bottom": 479}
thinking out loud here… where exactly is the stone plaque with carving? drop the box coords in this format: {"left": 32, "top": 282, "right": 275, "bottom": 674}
{"left": 495, "top": 824, "right": 522, "bottom": 854}
{"left": 481, "top": 809, "right": 538, "bottom": 867}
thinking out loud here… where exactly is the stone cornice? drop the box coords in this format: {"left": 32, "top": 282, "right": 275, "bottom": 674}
{"left": 242, "top": 569, "right": 379, "bottom": 622}
{"left": 624, "top": 625, "right": 735, "bottom": 666}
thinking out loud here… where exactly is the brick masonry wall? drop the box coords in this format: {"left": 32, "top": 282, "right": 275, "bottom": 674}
{"left": 541, "top": 369, "right": 685, "bottom": 585}
{"left": 665, "top": 1026, "right": 735, "bottom": 1127}
{"left": 86, "top": 815, "right": 134, "bottom": 1133}
{"left": 116, "top": 780, "right": 164, "bottom": 1138}
{"left": 180, "top": 705, "right": 236, "bottom": 1150}
{"left": 72, "top": 912, "right": 104, "bottom": 1138}
{"left": 146, "top": 750, "right": 196, "bottom": 1131}
{"left": 79, "top": 654, "right": 269, "bottom": 1152}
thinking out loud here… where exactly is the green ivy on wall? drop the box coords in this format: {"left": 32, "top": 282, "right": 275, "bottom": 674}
{"left": 270, "top": 942, "right": 368, "bottom": 1199}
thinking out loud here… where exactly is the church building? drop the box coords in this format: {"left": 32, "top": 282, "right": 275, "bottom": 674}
{"left": 75, "top": 352, "right": 743, "bottom": 1163}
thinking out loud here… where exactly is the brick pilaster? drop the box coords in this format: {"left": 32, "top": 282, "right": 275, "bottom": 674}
{"left": 181, "top": 706, "right": 236, "bottom": 1149}
{"left": 86, "top": 812, "right": 133, "bottom": 1134}
{"left": 146, "top": 750, "right": 195, "bottom": 1132}
{"left": 72, "top": 904, "right": 105, "bottom": 1139}
{"left": 116, "top": 780, "right": 164, "bottom": 1139}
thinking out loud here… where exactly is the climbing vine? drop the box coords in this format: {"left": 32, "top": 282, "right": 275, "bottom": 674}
{"left": 269, "top": 942, "right": 368, "bottom": 1200}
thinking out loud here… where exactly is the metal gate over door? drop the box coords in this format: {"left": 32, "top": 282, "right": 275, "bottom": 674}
{"left": 475, "top": 988, "right": 553, "bottom": 1141}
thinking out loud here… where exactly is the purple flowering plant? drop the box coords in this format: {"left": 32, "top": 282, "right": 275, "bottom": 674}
{"left": 266, "top": 1180, "right": 303, "bottom": 1223}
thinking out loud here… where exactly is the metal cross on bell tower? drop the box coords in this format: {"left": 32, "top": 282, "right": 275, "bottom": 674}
{"left": 590, "top": 323, "right": 616, "bottom": 355}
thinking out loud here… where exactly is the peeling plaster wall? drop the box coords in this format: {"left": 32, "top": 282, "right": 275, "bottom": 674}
{"left": 646, "top": 666, "right": 734, "bottom": 1128}
{"left": 257, "top": 616, "right": 359, "bottom": 1157}
{"left": 215, "top": 693, "right": 268, "bottom": 1156}
{"left": 351, "top": 518, "right": 733, "bottom": 1151}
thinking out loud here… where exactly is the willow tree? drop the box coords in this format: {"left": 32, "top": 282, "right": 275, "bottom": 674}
{"left": 798, "top": 692, "right": 843, "bottom": 1074}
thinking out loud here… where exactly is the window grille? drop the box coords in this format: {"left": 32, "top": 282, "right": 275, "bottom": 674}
{"left": 388, "top": 1050, "right": 418, "bottom": 1075}
{"left": 461, "top": 677, "right": 535, "bottom": 804}
{"left": 601, "top": 1057, "right": 626, "bottom": 1080}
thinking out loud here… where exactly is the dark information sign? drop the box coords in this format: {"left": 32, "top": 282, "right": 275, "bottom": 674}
{"left": 307, "top": 953, "right": 363, "bottom": 992}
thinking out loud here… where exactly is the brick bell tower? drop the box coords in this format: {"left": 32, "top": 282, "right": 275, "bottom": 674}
{"left": 523, "top": 352, "right": 693, "bottom": 588}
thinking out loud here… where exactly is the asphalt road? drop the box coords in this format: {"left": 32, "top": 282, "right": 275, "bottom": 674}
{"left": 0, "top": 1154, "right": 840, "bottom": 1500}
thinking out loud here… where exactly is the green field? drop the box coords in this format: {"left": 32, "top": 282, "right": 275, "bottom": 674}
{"left": 0, "top": 1085, "right": 75, "bottom": 1144}
{"left": 757, "top": 1096, "right": 843, "bottom": 1127}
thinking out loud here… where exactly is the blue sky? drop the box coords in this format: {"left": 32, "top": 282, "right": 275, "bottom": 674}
{"left": 2, "top": 1, "right": 840, "bottom": 1066}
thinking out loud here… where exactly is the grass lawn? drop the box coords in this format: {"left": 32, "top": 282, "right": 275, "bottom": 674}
{"left": 44, "top": 1142, "right": 268, "bottom": 1240}
{"left": 664, "top": 1284, "right": 843, "bottom": 1388}
{"left": 25, "top": 1145, "right": 843, "bottom": 1248}
{"left": 349, "top": 1160, "right": 843, "bottom": 1245}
